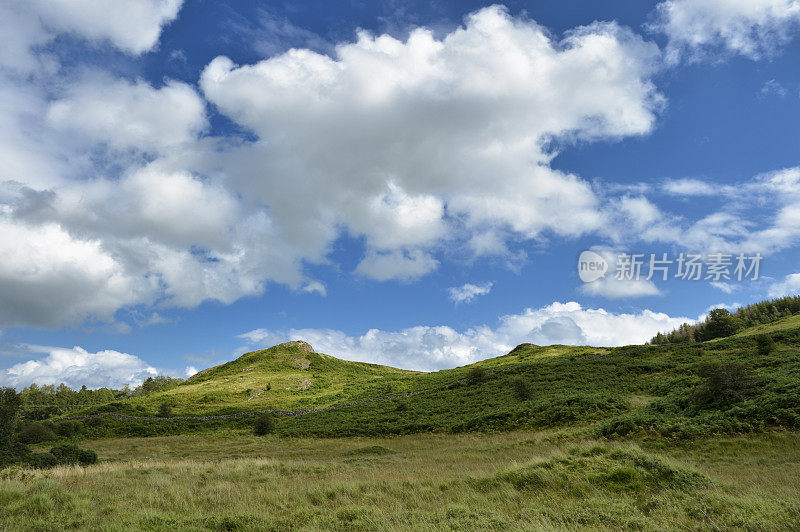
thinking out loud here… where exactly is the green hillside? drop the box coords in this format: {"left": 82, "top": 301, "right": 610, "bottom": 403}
{"left": 39, "top": 316, "right": 798, "bottom": 443}
{"left": 123, "top": 341, "right": 421, "bottom": 415}
{"left": 726, "top": 313, "right": 800, "bottom": 339}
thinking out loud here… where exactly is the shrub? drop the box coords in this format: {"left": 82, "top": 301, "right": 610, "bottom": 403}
{"left": 693, "top": 362, "right": 759, "bottom": 407}
{"left": 511, "top": 376, "right": 532, "bottom": 401}
{"left": 158, "top": 402, "right": 173, "bottom": 418}
{"left": 254, "top": 413, "right": 276, "bottom": 436}
{"left": 27, "top": 452, "right": 59, "bottom": 469}
{"left": 0, "top": 442, "right": 30, "bottom": 468}
{"left": 466, "top": 367, "right": 487, "bottom": 385}
{"left": 17, "top": 423, "right": 56, "bottom": 444}
{"left": 54, "top": 420, "right": 82, "bottom": 437}
{"left": 50, "top": 444, "right": 98, "bottom": 466}
{"left": 755, "top": 334, "right": 775, "bottom": 356}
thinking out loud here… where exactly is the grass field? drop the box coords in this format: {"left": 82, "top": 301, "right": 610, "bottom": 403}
{"left": 6, "top": 308, "right": 800, "bottom": 530}
{"left": 2, "top": 429, "right": 799, "bottom": 530}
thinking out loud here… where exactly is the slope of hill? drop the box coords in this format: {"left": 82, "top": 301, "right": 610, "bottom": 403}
{"left": 121, "top": 341, "right": 422, "bottom": 415}
{"left": 48, "top": 317, "right": 799, "bottom": 443}
{"left": 725, "top": 313, "right": 800, "bottom": 339}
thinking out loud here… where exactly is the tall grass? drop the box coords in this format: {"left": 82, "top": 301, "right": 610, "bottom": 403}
{"left": 1, "top": 431, "right": 799, "bottom": 530}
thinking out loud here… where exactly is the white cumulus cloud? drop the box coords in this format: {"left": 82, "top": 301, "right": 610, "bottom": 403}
{"left": 199, "top": 5, "right": 663, "bottom": 278}
{"left": 653, "top": 0, "right": 800, "bottom": 62}
{"left": 31, "top": 0, "right": 183, "bottom": 55}
{"left": 48, "top": 74, "right": 207, "bottom": 153}
{"left": 0, "top": 346, "right": 158, "bottom": 390}
{"left": 0, "top": 6, "right": 669, "bottom": 328}
{"left": 769, "top": 273, "right": 800, "bottom": 297}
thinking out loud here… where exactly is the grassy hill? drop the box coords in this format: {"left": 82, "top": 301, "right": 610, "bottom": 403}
{"left": 122, "top": 340, "right": 421, "bottom": 415}
{"left": 44, "top": 317, "right": 798, "bottom": 443}
{"left": 725, "top": 313, "right": 800, "bottom": 339}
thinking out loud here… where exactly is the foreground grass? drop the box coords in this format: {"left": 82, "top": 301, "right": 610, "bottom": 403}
{"left": 2, "top": 430, "right": 799, "bottom": 530}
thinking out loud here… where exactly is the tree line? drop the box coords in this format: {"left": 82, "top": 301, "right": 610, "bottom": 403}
{"left": 17, "top": 376, "right": 184, "bottom": 420}
{"left": 650, "top": 295, "right": 800, "bottom": 345}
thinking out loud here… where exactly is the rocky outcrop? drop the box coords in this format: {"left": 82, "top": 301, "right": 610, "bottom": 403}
{"left": 279, "top": 340, "right": 314, "bottom": 353}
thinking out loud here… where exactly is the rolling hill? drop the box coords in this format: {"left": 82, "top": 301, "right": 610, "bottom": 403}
{"left": 50, "top": 312, "right": 799, "bottom": 441}
{"left": 5, "top": 305, "right": 800, "bottom": 530}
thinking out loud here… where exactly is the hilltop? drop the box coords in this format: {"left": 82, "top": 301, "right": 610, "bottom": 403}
{"left": 121, "top": 341, "right": 421, "bottom": 415}
{"left": 38, "top": 314, "right": 796, "bottom": 442}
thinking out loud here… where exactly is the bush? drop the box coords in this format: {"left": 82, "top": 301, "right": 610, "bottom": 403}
{"left": 755, "top": 334, "right": 775, "bottom": 356}
{"left": 27, "top": 452, "right": 59, "bottom": 469}
{"left": 17, "top": 423, "right": 56, "bottom": 444}
{"left": 693, "top": 362, "right": 759, "bottom": 407}
{"left": 50, "top": 444, "right": 98, "bottom": 466}
{"left": 466, "top": 367, "right": 487, "bottom": 385}
{"left": 254, "top": 413, "right": 276, "bottom": 436}
{"left": 511, "top": 376, "right": 532, "bottom": 401}
{"left": 54, "top": 420, "right": 82, "bottom": 437}
{"left": 157, "top": 402, "right": 173, "bottom": 418}
{"left": 0, "top": 442, "right": 31, "bottom": 468}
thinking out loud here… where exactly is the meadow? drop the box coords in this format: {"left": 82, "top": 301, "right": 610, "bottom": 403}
{"left": 1, "top": 429, "right": 799, "bottom": 530}
{"left": 3, "top": 304, "right": 800, "bottom": 530}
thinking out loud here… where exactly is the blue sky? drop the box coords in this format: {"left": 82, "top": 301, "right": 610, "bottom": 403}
{"left": 2, "top": 0, "right": 800, "bottom": 388}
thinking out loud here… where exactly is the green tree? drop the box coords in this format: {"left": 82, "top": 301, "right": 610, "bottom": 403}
{"left": 693, "top": 362, "right": 759, "bottom": 407}
{"left": 0, "top": 388, "right": 21, "bottom": 449}
{"left": 755, "top": 334, "right": 775, "bottom": 356}
{"left": 698, "top": 309, "right": 741, "bottom": 341}
{"left": 511, "top": 376, "right": 532, "bottom": 401}
{"left": 466, "top": 367, "right": 487, "bottom": 385}
{"left": 254, "top": 413, "right": 276, "bottom": 436}
{"left": 157, "top": 402, "right": 173, "bottom": 418}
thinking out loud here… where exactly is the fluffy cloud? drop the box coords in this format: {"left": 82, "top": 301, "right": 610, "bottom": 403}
{"left": 769, "top": 273, "right": 800, "bottom": 297}
{"left": 238, "top": 302, "right": 692, "bottom": 371}
{"left": 31, "top": 0, "right": 183, "bottom": 55}
{"left": 0, "top": 216, "right": 149, "bottom": 328}
{"left": 448, "top": 282, "right": 493, "bottom": 304}
{"left": 200, "top": 5, "right": 662, "bottom": 276}
{"left": 0, "top": 6, "right": 671, "bottom": 328}
{"left": 48, "top": 75, "right": 207, "bottom": 153}
{"left": 653, "top": 0, "right": 800, "bottom": 62}
{"left": 0, "top": 0, "right": 181, "bottom": 74}
{"left": 18, "top": 163, "right": 240, "bottom": 249}
{"left": 2, "top": 157, "right": 334, "bottom": 326}
{"left": 0, "top": 346, "right": 158, "bottom": 390}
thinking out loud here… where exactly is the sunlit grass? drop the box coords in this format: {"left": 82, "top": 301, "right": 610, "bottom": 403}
{"left": 2, "top": 430, "right": 800, "bottom": 530}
